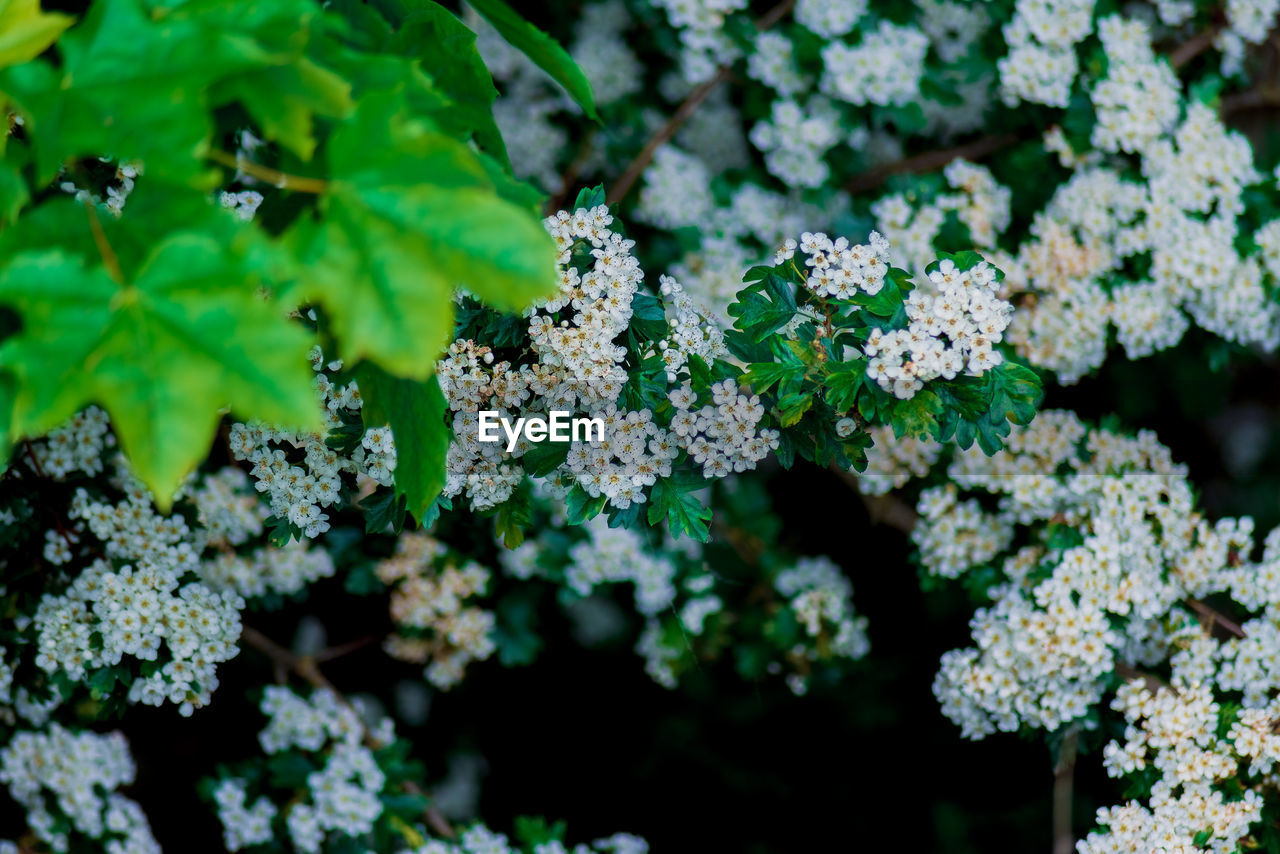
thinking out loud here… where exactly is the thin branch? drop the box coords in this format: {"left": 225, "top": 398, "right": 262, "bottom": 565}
{"left": 207, "top": 149, "right": 328, "bottom": 194}
{"left": 828, "top": 463, "right": 919, "bottom": 533}
{"left": 240, "top": 625, "right": 457, "bottom": 840}
{"left": 1052, "top": 726, "right": 1080, "bottom": 854}
{"left": 313, "top": 633, "right": 382, "bottom": 663}
{"left": 1169, "top": 26, "right": 1221, "bottom": 69}
{"left": 1115, "top": 663, "right": 1173, "bottom": 695}
{"left": 1186, "top": 598, "right": 1247, "bottom": 638}
{"left": 843, "top": 133, "right": 1020, "bottom": 196}
{"left": 607, "top": 66, "right": 730, "bottom": 205}
{"left": 606, "top": 0, "right": 796, "bottom": 205}
{"left": 82, "top": 198, "right": 124, "bottom": 284}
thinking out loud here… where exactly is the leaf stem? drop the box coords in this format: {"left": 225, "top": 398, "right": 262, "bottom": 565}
{"left": 82, "top": 199, "right": 124, "bottom": 284}
{"left": 208, "top": 149, "right": 328, "bottom": 194}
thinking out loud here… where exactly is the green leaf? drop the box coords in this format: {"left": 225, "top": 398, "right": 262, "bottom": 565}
{"left": 287, "top": 92, "right": 557, "bottom": 378}
{"left": 647, "top": 477, "right": 711, "bottom": 542}
{"left": 822, "top": 360, "right": 865, "bottom": 412}
{"left": 361, "top": 483, "right": 408, "bottom": 534}
{"left": 352, "top": 362, "right": 450, "bottom": 521}
{"left": 388, "top": 1, "right": 510, "bottom": 168}
{"left": 0, "top": 0, "right": 72, "bottom": 70}
{"left": 0, "top": 240, "right": 322, "bottom": 507}
{"left": 886, "top": 389, "right": 943, "bottom": 441}
{"left": 1, "top": 0, "right": 267, "bottom": 184}
{"left": 728, "top": 273, "right": 796, "bottom": 342}
{"left": 742, "top": 361, "right": 802, "bottom": 394}
{"left": 520, "top": 437, "right": 570, "bottom": 477}
{"left": 465, "top": 0, "right": 599, "bottom": 122}
{"left": 564, "top": 484, "right": 606, "bottom": 525}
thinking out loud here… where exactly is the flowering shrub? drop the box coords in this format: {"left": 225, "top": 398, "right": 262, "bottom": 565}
{"left": 6, "top": 0, "right": 1280, "bottom": 850}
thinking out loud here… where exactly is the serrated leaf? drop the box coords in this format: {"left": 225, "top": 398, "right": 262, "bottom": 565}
{"left": 465, "top": 0, "right": 599, "bottom": 122}
{"left": 361, "top": 483, "right": 408, "bottom": 534}
{"left": 886, "top": 389, "right": 942, "bottom": 441}
{"left": 287, "top": 92, "right": 557, "bottom": 378}
{"left": 353, "top": 362, "right": 450, "bottom": 521}
{"left": 0, "top": 0, "right": 72, "bottom": 70}
{"left": 389, "top": 1, "right": 510, "bottom": 168}
{"left": 0, "top": 239, "right": 322, "bottom": 507}
{"left": 647, "top": 477, "right": 711, "bottom": 542}
{"left": 0, "top": 0, "right": 268, "bottom": 184}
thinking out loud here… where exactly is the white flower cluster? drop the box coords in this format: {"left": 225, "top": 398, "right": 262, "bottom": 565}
{"left": 820, "top": 21, "right": 929, "bottom": 108}
{"left": 774, "top": 556, "right": 870, "bottom": 695}
{"left": 397, "top": 826, "right": 649, "bottom": 854}
{"left": 218, "top": 189, "right": 264, "bottom": 222}
{"left": 998, "top": 0, "right": 1093, "bottom": 108}
{"left": 923, "top": 411, "right": 1280, "bottom": 738}
{"left": 872, "top": 161, "right": 1011, "bottom": 278}
{"left": 570, "top": 0, "right": 643, "bottom": 106}
{"left": 376, "top": 533, "right": 496, "bottom": 690}
{"left": 794, "top": 0, "right": 865, "bottom": 37}
{"left": 212, "top": 778, "right": 277, "bottom": 851}
{"left": 783, "top": 229, "right": 891, "bottom": 299}
{"left": 244, "top": 687, "right": 392, "bottom": 854}
{"left": 1081, "top": 680, "right": 1265, "bottom": 854}
{"left": 1090, "top": 16, "right": 1180, "bottom": 155}
{"left": 198, "top": 539, "right": 335, "bottom": 599}
{"left": 33, "top": 556, "right": 243, "bottom": 715}
{"left": 563, "top": 517, "right": 678, "bottom": 616}
{"left": 912, "top": 485, "right": 1013, "bottom": 579}
{"left": 190, "top": 467, "right": 269, "bottom": 548}
{"left": 27, "top": 405, "right": 112, "bottom": 478}
{"left": 653, "top": 274, "right": 729, "bottom": 381}
{"left": 669, "top": 378, "right": 778, "bottom": 478}
{"left": 635, "top": 145, "right": 714, "bottom": 230}
{"left": 864, "top": 258, "right": 1011, "bottom": 399}
{"left": 231, "top": 346, "right": 397, "bottom": 539}
{"left": 915, "top": 0, "right": 990, "bottom": 63}
{"left": 1002, "top": 105, "right": 1280, "bottom": 380}
{"left": 0, "top": 725, "right": 158, "bottom": 853}
{"left": 746, "top": 31, "right": 807, "bottom": 97}
{"left": 650, "top": 0, "right": 746, "bottom": 83}
{"left": 748, "top": 97, "right": 843, "bottom": 188}
{"left": 857, "top": 426, "right": 944, "bottom": 495}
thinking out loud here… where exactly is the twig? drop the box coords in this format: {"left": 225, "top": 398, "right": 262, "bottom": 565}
{"left": 1186, "top": 598, "right": 1247, "bottom": 638}
{"left": 843, "top": 133, "right": 1020, "bottom": 196}
{"left": 313, "top": 633, "right": 382, "bottom": 663}
{"left": 829, "top": 463, "right": 919, "bottom": 533}
{"left": 207, "top": 149, "right": 328, "bottom": 194}
{"left": 82, "top": 198, "right": 124, "bottom": 284}
{"left": 1115, "top": 663, "right": 1173, "bottom": 695}
{"left": 607, "top": 67, "right": 731, "bottom": 205}
{"left": 241, "top": 625, "right": 457, "bottom": 839}
{"left": 1169, "top": 26, "right": 1221, "bottom": 69}
{"left": 1052, "top": 726, "right": 1080, "bottom": 854}
{"left": 606, "top": 0, "right": 796, "bottom": 205}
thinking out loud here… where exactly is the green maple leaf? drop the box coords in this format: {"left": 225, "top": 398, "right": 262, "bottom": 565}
{"left": 286, "top": 92, "right": 558, "bottom": 378}
{"left": 0, "top": 236, "right": 322, "bottom": 506}
{"left": 0, "top": 0, "right": 268, "bottom": 184}
{"left": 0, "top": 0, "right": 72, "bottom": 70}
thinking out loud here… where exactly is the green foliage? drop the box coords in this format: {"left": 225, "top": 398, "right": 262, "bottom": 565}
{"left": 0, "top": 0, "right": 582, "bottom": 507}
{"left": 465, "top": 0, "right": 600, "bottom": 122}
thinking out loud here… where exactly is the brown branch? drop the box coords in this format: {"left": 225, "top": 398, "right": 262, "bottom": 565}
{"left": 606, "top": 0, "right": 796, "bottom": 205}
{"left": 828, "top": 463, "right": 919, "bottom": 533}
{"left": 83, "top": 198, "right": 124, "bottom": 284}
{"left": 241, "top": 625, "right": 457, "bottom": 839}
{"left": 843, "top": 133, "right": 1020, "bottom": 196}
{"left": 207, "top": 149, "right": 328, "bottom": 194}
{"left": 313, "top": 633, "right": 382, "bottom": 663}
{"left": 1169, "top": 26, "right": 1221, "bottom": 69}
{"left": 1052, "top": 726, "right": 1080, "bottom": 854}
{"left": 1115, "top": 663, "right": 1173, "bottom": 695}
{"left": 1186, "top": 598, "right": 1247, "bottom": 638}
